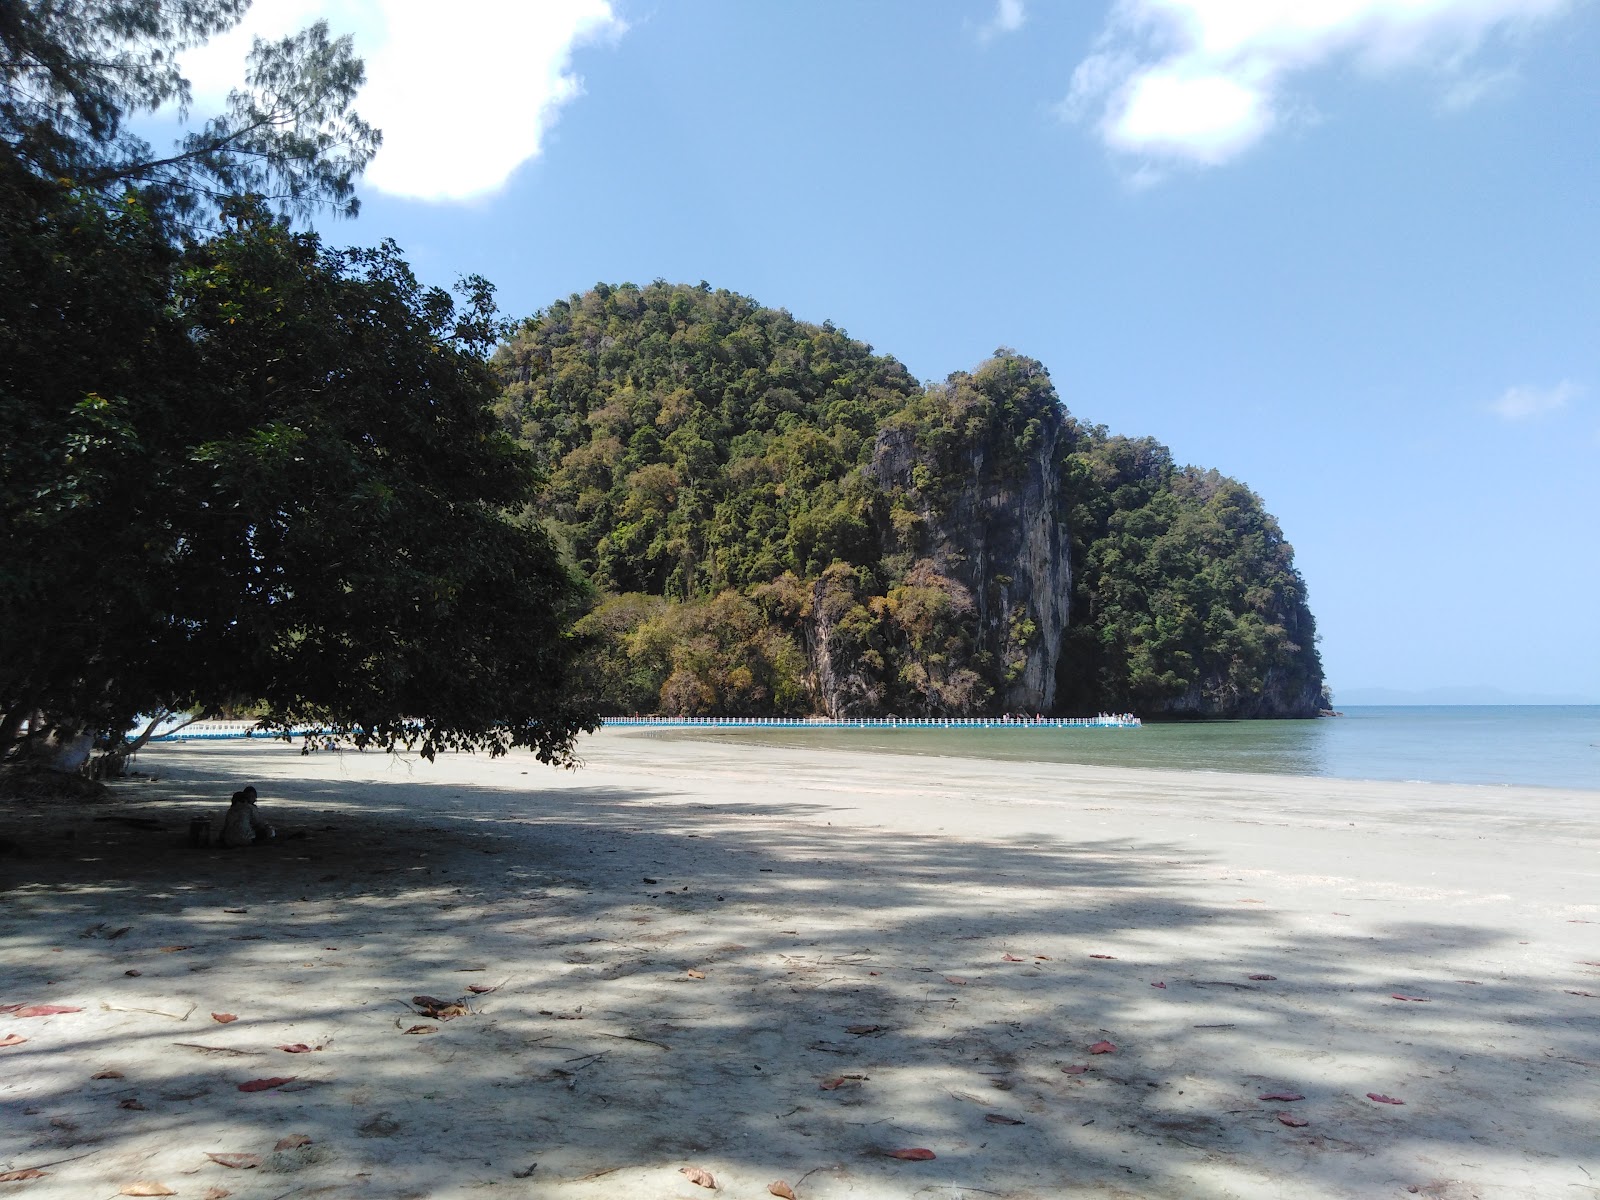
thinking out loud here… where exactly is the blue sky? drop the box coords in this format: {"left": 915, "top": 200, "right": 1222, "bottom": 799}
{"left": 179, "top": 0, "right": 1600, "bottom": 703}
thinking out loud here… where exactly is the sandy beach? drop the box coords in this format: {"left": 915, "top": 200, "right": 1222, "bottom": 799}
{"left": 2, "top": 729, "right": 1597, "bottom": 1199}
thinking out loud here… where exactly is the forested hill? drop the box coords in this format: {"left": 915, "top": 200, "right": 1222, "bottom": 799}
{"left": 493, "top": 282, "right": 1325, "bottom": 719}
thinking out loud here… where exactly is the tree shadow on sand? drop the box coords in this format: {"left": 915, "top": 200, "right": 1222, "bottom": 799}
{"left": 1, "top": 744, "right": 1596, "bottom": 1199}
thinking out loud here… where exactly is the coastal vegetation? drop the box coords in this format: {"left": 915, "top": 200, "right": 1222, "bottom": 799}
{"left": 0, "top": 1, "right": 594, "bottom": 771}
{"left": 496, "top": 283, "right": 1325, "bottom": 719}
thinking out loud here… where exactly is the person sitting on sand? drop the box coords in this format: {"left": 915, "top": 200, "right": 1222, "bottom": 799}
{"left": 220, "top": 785, "right": 274, "bottom": 847}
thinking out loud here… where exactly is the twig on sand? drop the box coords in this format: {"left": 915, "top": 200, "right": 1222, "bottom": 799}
{"left": 102, "top": 1001, "right": 195, "bottom": 1020}
{"left": 172, "top": 1042, "right": 262, "bottom": 1056}
{"left": 570, "top": 1165, "right": 623, "bottom": 1183}
{"left": 595, "top": 1032, "right": 670, "bottom": 1050}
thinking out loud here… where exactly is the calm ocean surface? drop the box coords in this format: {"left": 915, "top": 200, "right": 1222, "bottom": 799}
{"left": 668, "top": 706, "right": 1600, "bottom": 792}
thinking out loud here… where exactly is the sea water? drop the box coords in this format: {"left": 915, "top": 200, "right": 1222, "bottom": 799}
{"left": 665, "top": 706, "right": 1600, "bottom": 792}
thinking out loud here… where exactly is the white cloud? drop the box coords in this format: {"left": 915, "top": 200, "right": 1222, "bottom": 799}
{"left": 1066, "top": 0, "right": 1573, "bottom": 169}
{"left": 978, "top": 0, "right": 1027, "bottom": 41}
{"left": 1488, "top": 379, "right": 1582, "bottom": 419}
{"left": 181, "top": 0, "right": 624, "bottom": 202}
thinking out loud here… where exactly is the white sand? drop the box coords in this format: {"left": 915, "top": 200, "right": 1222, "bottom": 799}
{"left": 2, "top": 729, "right": 1597, "bottom": 1199}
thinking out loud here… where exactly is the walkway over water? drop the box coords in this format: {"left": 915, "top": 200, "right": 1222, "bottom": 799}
{"left": 151, "top": 714, "right": 1141, "bottom": 740}
{"left": 601, "top": 715, "right": 1142, "bottom": 730}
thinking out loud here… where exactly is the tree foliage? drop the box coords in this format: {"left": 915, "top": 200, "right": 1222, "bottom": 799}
{"left": 1, "top": 0, "right": 377, "bottom": 222}
{"left": 1, "top": 4, "right": 593, "bottom": 766}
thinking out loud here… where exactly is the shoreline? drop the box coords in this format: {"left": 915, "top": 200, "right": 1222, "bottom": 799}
{"left": 2, "top": 732, "right": 1596, "bottom": 1198}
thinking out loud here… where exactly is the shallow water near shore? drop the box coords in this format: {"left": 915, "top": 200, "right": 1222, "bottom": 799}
{"left": 658, "top": 704, "right": 1600, "bottom": 792}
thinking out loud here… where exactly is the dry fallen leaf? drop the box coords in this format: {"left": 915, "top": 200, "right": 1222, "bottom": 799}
{"left": 884, "top": 1148, "right": 936, "bottom": 1161}
{"left": 1260, "top": 1092, "right": 1305, "bottom": 1102}
{"left": 679, "top": 1165, "right": 717, "bottom": 1188}
{"left": 93, "top": 1069, "right": 125, "bottom": 1079}
{"left": 277, "top": 1043, "right": 314, "bottom": 1053}
{"left": 466, "top": 984, "right": 498, "bottom": 994}
{"left": 210, "top": 1013, "right": 238, "bottom": 1024}
{"left": 943, "top": 976, "right": 968, "bottom": 986}
{"left": 685, "top": 969, "right": 706, "bottom": 980}
{"left": 1001, "top": 953, "right": 1024, "bottom": 962}
{"left": 1150, "top": 981, "right": 1167, "bottom": 989}
{"left": 1366, "top": 1093, "right": 1405, "bottom": 1105}
{"left": 768, "top": 1182, "right": 796, "bottom": 1199}
{"left": 119, "top": 1183, "right": 176, "bottom": 1196}
{"left": 118, "top": 1098, "right": 146, "bottom": 1110}
{"left": 0, "top": 1034, "right": 27, "bottom": 1048}
{"left": 274, "top": 1133, "right": 313, "bottom": 1151}
{"left": 1062, "top": 1064, "right": 1089, "bottom": 1075}
{"left": 201, "top": 1189, "right": 232, "bottom": 1200}
{"left": 156, "top": 946, "right": 190, "bottom": 954}
{"left": 846, "top": 1024, "right": 884, "bottom": 1035}
{"left": 12, "top": 1005, "right": 82, "bottom": 1017}
{"left": 0, "top": 1170, "right": 45, "bottom": 1182}
{"left": 1088, "top": 954, "right": 1116, "bottom": 960}
{"left": 237, "top": 1076, "right": 295, "bottom": 1092}
{"left": 985, "top": 1113, "right": 1025, "bottom": 1125}
{"left": 1248, "top": 974, "right": 1277, "bottom": 981}
{"left": 205, "top": 1153, "right": 261, "bottom": 1169}
{"left": 1276, "top": 1112, "right": 1309, "bottom": 1127}
{"left": 819, "top": 1074, "right": 867, "bottom": 1090}
{"left": 402, "top": 1024, "right": 436, "bottom": 1035}
{"left": 1566, "top": 990, "right": 1598, "bottom": 998}
{"left": 124, "top": 970, "right": 142, "bottom": 977}
{"left": 1391, "top": 994, "right": 1430, "bottom": 1002}
{"left": 1089, "top": 1041, "right": 1116, "bottom": 1054}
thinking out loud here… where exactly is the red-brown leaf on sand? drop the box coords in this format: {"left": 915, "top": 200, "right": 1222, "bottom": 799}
{"left": 274, "top": 1134, "right": 313, "bottom": 1151}
{"left": 237, "top": 1077, "right": 295, "bottom": 1092}
{"left": 93, "top": 1069, "right": 124, "bottom": 1079}
{"left": 1260, "top": 1092, "right": 1304, "bottom": 1102}
{"left": 1366, "top": 1093, "right": 1405, "bottom": 1105}
{"left": 1248, "top": 974, "right": 1277, "bottom": 981}
{"left": 1089, "top": 1041, "right": 1116, "bottom": 1054}
{"left": 845, "top": 1024, "right": 884, "bottom": 1035}
{"left": 1565, "top": 990, "right": 1598, "bottom": 998}
{"left": 0, "top": 1169, "right": 46, "bottom": 1182}
{"left": 211, "top": 1013, "right": 238, "bottom": 1024}
{"left": 119, "top": 1184, "right": 177, "bottom": 1197}
{"left": 124, "top": 970, "right": 142, "bottom": 977}
{"left": 1391, "top": 994, "right": 1429, "bottom": 1002}
{"left": 768, "top": 1182, "right": 797, "bottom": 1199}
{"left": 819, "top": 1074, "right": 868, "bottom": 1090}
{"left": 884, "top": 1148, "right": 936, "bottom": 1161}
{"left": 402, "top": 1025, "right": 436, "bottom": 1035}
{"left": 201, "top": 1188, "right": 233, "bottom": 1200}
{"left": 943, "top": 976, "right": 968, "bottom": 986}
{"left": 1276, "top": 1112, "right": 1309, "bottom": 1127}
{"left": 157, "top": 946, "right": 190, "bottom": 954}
{"left": 679, "top": 1165, "right": 717, "bottom": 1188}
{"left": 686, "top": 969, "right": 707, "bottom": 980}
{"left": 1150, "top": 981, "right": 1166, "bottom": 989}
{"left": 1034, "top": 954, "right": 1051, "bottom": 961}
{"left": 1089, "top": 954, "right": 1116, "bottom": 960}
{"left": 467, "top": 984, "right": 498, "bottom": 994}
{"left": 277, "top": 1043, "right": 314, "bottom": 1053}
{"left": 985, "top": 1113, "right": 1025, "bottom": 1125}
{"left": 0, "top": 1034, "right": 26, "bottom": 1047}
{"left": 1062, "top": 1064, "right": 1090, "bottom": 1075}
{"left": 204, "top": 1153, "right": 261, "bottom": 1169}
{"left": 1002, "top": 953, "right": 1024, "bottom": 962}
{"left": 12, "top": 1005, "right": 82, "bottom": 1017}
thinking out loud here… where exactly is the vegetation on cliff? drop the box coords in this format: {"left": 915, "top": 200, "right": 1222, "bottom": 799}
{"left": 495, "top": 282, "right": 1325, "bottom": 718}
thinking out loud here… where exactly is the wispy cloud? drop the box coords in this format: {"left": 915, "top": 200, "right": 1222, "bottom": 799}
{"left": 1065, "top": 0, "right": 1573, "bottom": 171}
{"left": 1488, "top": 380, "right": 1583, "bottom": 420}
{"left": 977, "top": 0, "right": 1027, "bottom": 42}
{"left": 182, "top": 0, "right": 625, "bottom": 202}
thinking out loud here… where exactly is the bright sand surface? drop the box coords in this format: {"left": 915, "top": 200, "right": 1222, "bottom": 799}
{"left": 1, "top": 730, "right": 1597, "bottom": 1199}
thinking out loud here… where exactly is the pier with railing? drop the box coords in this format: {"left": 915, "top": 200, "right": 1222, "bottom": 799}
{"left": 146, "top": 713, "right": 1140, "bottom": 740}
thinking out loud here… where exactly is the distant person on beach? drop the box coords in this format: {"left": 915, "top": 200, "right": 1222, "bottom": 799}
{"left": 220, "top": 785, "right": 274, "bottom": 847}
